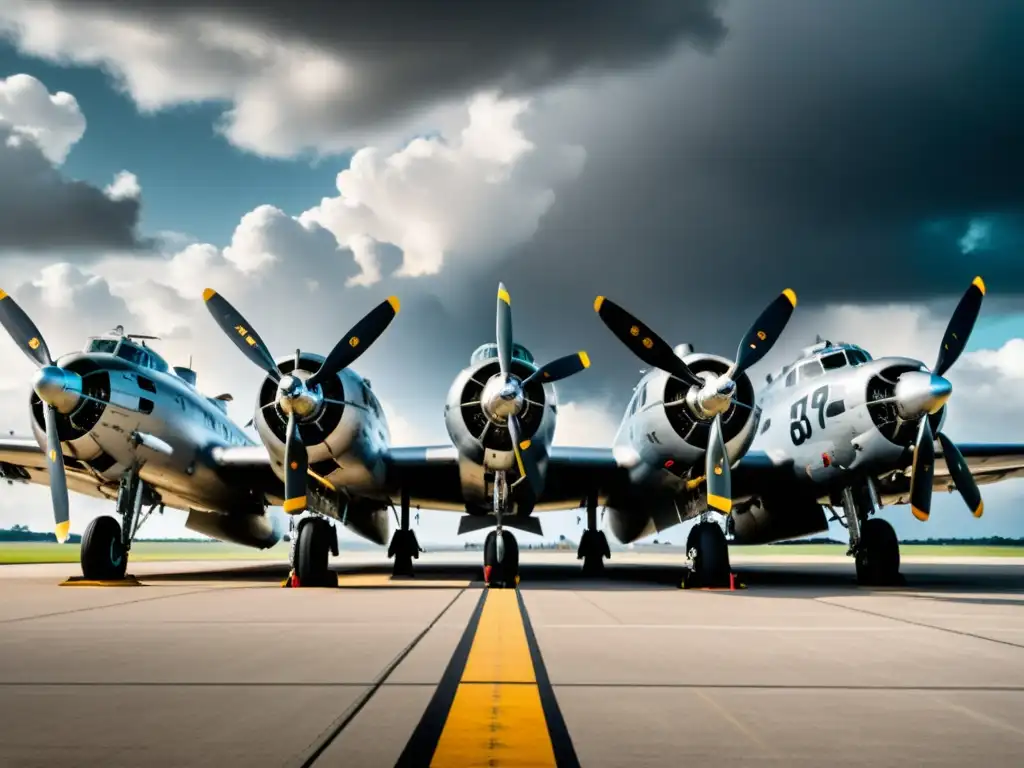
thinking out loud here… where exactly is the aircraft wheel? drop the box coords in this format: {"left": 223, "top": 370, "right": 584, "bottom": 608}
{"left": 483, "top": 530, "right": 519, "bottom": 588}
{"left": 855, "top": 518, "right": 901, "bottom": 586}
{"left": 295, "top": 518, "right": 333, "bottom": 587}
{"left": 389, "top": 529, "right": 419, "bottom": 577}
{"left": 579, "top": 530, "right": 608, "bottom": 575}
{"left": 81, "top": 515, "right": 128, "bottom": 581}
{"left": 690, "top": 521, "right": 730, "bottom": 588}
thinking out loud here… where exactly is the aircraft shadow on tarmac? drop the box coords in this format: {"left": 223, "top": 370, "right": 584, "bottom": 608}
{"left": 138, "top": 559, "right": 1024, "bottom": 601}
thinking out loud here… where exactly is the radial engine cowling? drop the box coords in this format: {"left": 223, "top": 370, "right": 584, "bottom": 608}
{"left": 651, "top": 351, "right": 760, "bottom": 464}
{"left": 254, "top": 352, "right": 375, "bottom": 483}
{"left": 444, "top": 346, "right": 555, "bottom": 471}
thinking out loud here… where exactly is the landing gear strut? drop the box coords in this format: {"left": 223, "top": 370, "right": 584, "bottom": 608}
{"left": 80, "top": 465, "right": 157, "bottom": 581}
{"left": 577, "top": 495, "right": 609, "bottom": 575}
{"left": 684, "top": 516, "right": 731, "bottom": 588}
{"left": 388, "top": 487, "right": 421, "bottom": 577}
{"left": 483, "top": 471, "right": 520, "bottom": 588}
{"left": 841, "top": 482, "right": 902, "bottom": 586}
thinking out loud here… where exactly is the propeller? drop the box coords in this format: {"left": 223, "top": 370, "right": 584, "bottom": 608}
{"left": 594, "top": 288, "right": 799, "bottom": 515}
{"left": 489, "top": 282, "right": 591, "bottom": 497}
{"left": 203, "top": 289, "right": 400, "bottom": 515}
{"left": 0, "top": 289, "right": 71, "bottom": 543}
{"left": 901, "top": 277, "right": 986, "bottom": 522}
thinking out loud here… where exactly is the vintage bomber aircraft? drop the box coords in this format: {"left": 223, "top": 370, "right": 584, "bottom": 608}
{"left": 593, "top": 276, "right": 1024, "bottom": 586}
{"left": 0, "top": 287, "right": 401, "bottom": 582}
{"left": 381, "top": 283, "right": 800, "bottom": 587}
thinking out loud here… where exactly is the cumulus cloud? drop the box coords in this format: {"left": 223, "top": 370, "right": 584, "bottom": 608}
{"left": 0, "top": 0, "right": 724, "bottom": 158}
{"left": 104, "top": 170, "right": 140, "bottom": 201}
{"left": 301, "top": 92, "right": 584, "bottom": 280}
{"left": 554, "top": 400, "right": 621, "bottom": 448}
{"left": 0, "top": 72, "right": 84, "bottom": 164}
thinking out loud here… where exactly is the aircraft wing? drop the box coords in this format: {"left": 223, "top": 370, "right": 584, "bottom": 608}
{"left": 933, "top": 443, "right": 1024, "bottom": 488}
{"left": 0, "top": 436, "right": 112, "bottom": 501}
{"left": 207, "top": 445, "right": 286, "bottom": 504}
{"left": 385, "top": 445, "right": 631, "bottom": 511}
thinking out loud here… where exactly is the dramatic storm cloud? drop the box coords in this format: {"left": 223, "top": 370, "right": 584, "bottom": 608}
{"left": 0, "top": 73, "right": 148, "bottom": 253}
{"left": 0, "top": 0, "right": 725, "bottom": 157}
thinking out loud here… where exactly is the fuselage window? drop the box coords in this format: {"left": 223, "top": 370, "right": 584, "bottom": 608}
{"left": 638, "top": 384, "right": 648, "bottom": 409}
{"left": 628, "top": 392, "right": 639, "bottom": 416}
{"left": 785, "top": 369, "right": 797, "bottom": 387}
{"left": 137, "top": 376, "right": 157, "bottom": 393}
{"left": 799, "top": 360, "right": 825, "bottom": 380}
{"left": 821, "top": 352, "right": 847, "bottom": 371}
{"left": 139, "top": 397, "right": 154, "bottom": 415}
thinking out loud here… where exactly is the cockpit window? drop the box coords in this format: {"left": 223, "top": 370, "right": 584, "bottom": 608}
{"left": 821, "top": 351, "right": 847, "bottom": 371}
{"left": 86, "top": 339, "right": 118, "bottom": 354}
{"left": 116, "top": 342, "right": 145, "bottom": 365}
{"left": 799, "top": 360, "right": 825, "bottom": 379}
{"left": 846, "top": 348, "right": 870, "bottom": 366}
{"left": 785, "top": 368, "right": 797, "bottom": 387}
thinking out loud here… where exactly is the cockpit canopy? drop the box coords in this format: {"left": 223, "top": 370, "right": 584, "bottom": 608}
{"left": 84, "top": 336, "right": 170, "bottom": 374}
{"left": 470, "top": 342, "right": 535, "bottom": 366}
{"left": 771, "top": 340, "right": 872, "bottom": 388}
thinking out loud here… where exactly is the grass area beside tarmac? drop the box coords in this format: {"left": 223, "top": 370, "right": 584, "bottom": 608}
{"left": 0, "top": 541, "right": 289, "bottom": 565}
{"left": 1, "top": 540, "right": 1022, "bottom": 565}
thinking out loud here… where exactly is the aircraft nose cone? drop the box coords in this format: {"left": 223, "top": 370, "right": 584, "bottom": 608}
{"left": 31, "top": 365, "right": 83, "bottom": 414}
{"left": 894, "top": 370, "right": 952, "bottom": 419}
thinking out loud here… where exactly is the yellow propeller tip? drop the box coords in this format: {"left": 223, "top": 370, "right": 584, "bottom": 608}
{"left": 973, "top": 501, "right": 984, "bottom": 518}
{"left": 282, "top": 496, "right": 307, "bottom": 514}
{"left": 0, "top": 289, "right": 7, "bottom": 300}
{"left": 54, "top": 520, "right": 70, "bottom": 543}
{"left": 498, "top": 286, "right": 511, "bottom": 305}
{"left": 972, "top": 276, "right": 986, "bottom": 295}
{"left": 707, "top": 493, "right": 732, "bottom": 514}
{"left": 911, "top": 505, "right": 929, "bottom": 522}
{"left": 519, "top": 439, "right": 531, "bottom": 451}
{"left": 579, "top": 350, "right": 591, "bottom": 368}
{"left": 202, "top": 288, "right": 216, "bottom": 302}
{"left": 594, "top": 296, "right": 605, "bottom": 313}
{"left": 782, "top": 288, "right": 797, "bottom": 307}
{"left": 387, "top": 295, "right": 401, "bottom": 313}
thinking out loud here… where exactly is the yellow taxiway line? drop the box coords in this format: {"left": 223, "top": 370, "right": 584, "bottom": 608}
{"left": 396, "top": 588, "right": 579, "bottom": 767}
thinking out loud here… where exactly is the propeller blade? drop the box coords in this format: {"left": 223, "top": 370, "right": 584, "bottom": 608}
{"left": 0, "top": 289, "right": 53, "bottom": 368}
{"left": 508, "top": 414, "right": 542, "bottom": 498}
{"left": 593, "top": 296, "right": 704, "bottom": 388}
{"left": 203, "top": 289, "right": 281, "bottom": 381}
{"left": 523, "top": 351, "right": 591, "bottom": 385}
{"left": 497, "top": 283, "right": 513, "bottom": 378}
{"left": 307, "top": 296, "right": 401, "bottom": 388}
{"left": 283, "top": 412, "right": 308, "bottom": 515}
{"left": 934, "top": 276, "right": 985, "bottom": 377}
{"left": 936, "top": 432, "right": 983, "bottom": 518}
{"left": 733, "top": 289, "right": 798, "bottom": 375}
{"left": 706, "top": 414, "right": 732, "bottom": 514}
{"left": 43, "top": 404, "right": 70, "bottom": 543}
{"left": 909, "top": 416, "right": 936, "bottom": 521}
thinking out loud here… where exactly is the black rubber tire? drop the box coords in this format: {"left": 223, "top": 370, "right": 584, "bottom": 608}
{"left": 855, "top": 517, "right": 901, "bottom": 586}
{"left": 389, "top": 529, "right": 418, "bottom": 577}
{"left": 483, "top": 530, "right": 520, "bottom": 588}
{"left": 579, "top": 530, "right": 609, "bottom": 575}
{"left": 691, "top": 521, "right": 731, "bottom": 588}
{"left": 81, "top": 515, "right": 127, "bottom": 581}
{"left": 295, "top": 518, "right": 333, "bottom": 587}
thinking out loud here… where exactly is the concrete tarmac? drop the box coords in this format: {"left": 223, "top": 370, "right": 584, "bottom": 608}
{"left": 0, "top": 552, "right": 1023, "bottom": 767}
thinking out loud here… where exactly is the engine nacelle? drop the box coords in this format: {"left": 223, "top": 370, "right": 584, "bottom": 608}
{"left": 444, "top": 343, "right": 556, "bottom": 479}
{"left": 625, "top": 352, "right": 761, "bottom": 489}
{"left": 254, "top": 353, "right": 390, "bottom": 494}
